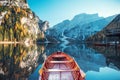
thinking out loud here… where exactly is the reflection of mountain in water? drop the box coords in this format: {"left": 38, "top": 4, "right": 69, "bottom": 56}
{"left": 45, "top": 43, "right": 107, "bottom": 72}
{"left": 0, "top": 44, "right": 45, "bottom": 80}
{"left": 88, "top": 44, "right": 120, "bottom": 69}
{"left": 0, "top": 43, "right": 120, "bottom": 80}
{"left": 30, "top": 43, "right": 120, "bottom": 80}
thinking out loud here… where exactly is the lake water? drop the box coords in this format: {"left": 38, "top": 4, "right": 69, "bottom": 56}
{"left": 0, "top": 43, "right": 120, "bottom": 80}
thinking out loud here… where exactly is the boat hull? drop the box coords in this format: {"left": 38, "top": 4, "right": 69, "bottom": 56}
{"left": 39, "top": 51, "right": 85, "bottom": 80}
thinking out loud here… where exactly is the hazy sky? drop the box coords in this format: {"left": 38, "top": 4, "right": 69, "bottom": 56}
{"left": 28, "top": 0, "right": 120, "bottom": 27}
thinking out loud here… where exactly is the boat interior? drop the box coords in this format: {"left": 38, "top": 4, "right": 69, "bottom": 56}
{"left": 39, "top": 52, "right": 84, "bottom": 80}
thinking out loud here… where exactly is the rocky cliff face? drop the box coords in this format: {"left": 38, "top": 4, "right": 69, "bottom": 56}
{"left": 0, "top": 0, "right": 48, "bottom": 42}
{"left": 46, "top": 13, "right": 116, "bottom": 42}
{"left": 0, "top": 0, "right": 28, "bottom": 8}
{"left": 37, "top": 21, "right": 49, "bottom": 42}
{"left": 87, "top": 14, "right": 120, "bottom": 42}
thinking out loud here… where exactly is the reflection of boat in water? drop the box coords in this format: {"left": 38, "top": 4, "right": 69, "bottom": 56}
{"left": 39, "top": 51, "right": 85, "bottom": 80}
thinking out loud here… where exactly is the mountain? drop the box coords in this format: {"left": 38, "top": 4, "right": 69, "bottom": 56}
{"left": 46, "top": 13, "right": 116, "bottom": 42}
{"left": 46, "top": 20, "right": 70, "bottom": 42}
{"left": 65, "top": 15, "right": 116, "bottom": 41}
{"left": 87, "top": 14, "right": 120, "bottom": 42}
{"left": 86, "top": 14, "right": 120, "bottom": 69}
{"left": 70, "top": 13, "right": 103, "bottom": 28}
{"left": 0, "top": 0, "right": 48, "bottom": 42}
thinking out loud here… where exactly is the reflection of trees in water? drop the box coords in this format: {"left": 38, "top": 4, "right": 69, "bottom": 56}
{"left": 89, "top": 45, "right": 120, "bottom": 69}
{"left": 37, "top": 44, "right": 47, "bottom": 64}
{"left": 0, "top": 44, "right": 46, "bottom": 80}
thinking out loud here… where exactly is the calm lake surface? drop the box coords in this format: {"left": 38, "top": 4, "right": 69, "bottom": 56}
{"left": 0, "top": 43, "right": 120, "bottom": 80}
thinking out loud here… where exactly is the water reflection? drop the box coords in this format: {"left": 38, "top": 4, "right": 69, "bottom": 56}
{"left": 0, "top": 43, "right": 120, "bottom": 80}
{"left": 0, "top": 44, "right": 45, "bottom": 80}
{"left": 45, "top": 43, "right": 107, "bottom": 72}
{"left": 30, "top": 43, "right": 120, "bottom": 80}
{"left": 89, "top": 44, "right": 120, "bottom": 69}
{"left": 86, "top": 67, "right": 120, "bottom": 80}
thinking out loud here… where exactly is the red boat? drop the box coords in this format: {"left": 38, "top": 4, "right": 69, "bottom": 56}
{"left": 39, "top": 51, "right": 85, "bottom": 80}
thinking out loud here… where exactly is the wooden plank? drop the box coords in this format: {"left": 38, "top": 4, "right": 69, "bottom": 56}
{"left": 48, "top": 60, "right": 73, "bottom": 63}
{"left": 46, "top": 69, "right": 78, "bottom": 72}
{"left": 48, "top": 64, "right": 74, "bottom": 80}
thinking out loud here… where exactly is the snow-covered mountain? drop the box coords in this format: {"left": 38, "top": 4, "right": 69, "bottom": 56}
{"left": 65, "top": 15, "right": 116, "bottom": 41}
{"left": 46, "top": 13, "right": 116, "bottom": 42}
{"left": 87, "top": 14, "right": 120, "bottom": 42}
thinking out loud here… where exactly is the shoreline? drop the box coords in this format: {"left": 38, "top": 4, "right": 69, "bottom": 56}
{"left": 0, "top": 41, "right": 22, "bottom": 44}
{"left": 0, "top": 41, "right": 34, "bottom": 47}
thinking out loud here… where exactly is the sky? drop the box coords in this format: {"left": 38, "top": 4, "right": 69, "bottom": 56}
{"left": 28, "top": 0, "right": 120, "bottom": 27}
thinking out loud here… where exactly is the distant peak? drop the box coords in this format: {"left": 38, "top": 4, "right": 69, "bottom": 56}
{"left": 75, "top": 13, "right": 99, "bottom": 17}
{"left": 72, "top": 13, "right": 100, "bottom": 22}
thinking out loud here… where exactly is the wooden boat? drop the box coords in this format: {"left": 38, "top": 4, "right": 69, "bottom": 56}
{"left": 39, "top": 51, "right": 85, "bottom": 80}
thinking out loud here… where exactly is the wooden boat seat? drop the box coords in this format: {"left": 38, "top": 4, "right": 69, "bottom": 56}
{"left": 45, "top": 69, "right": 79, "bottom": 72}
{"left": 48, "top": 60, "right": 73, "bottom": 63}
